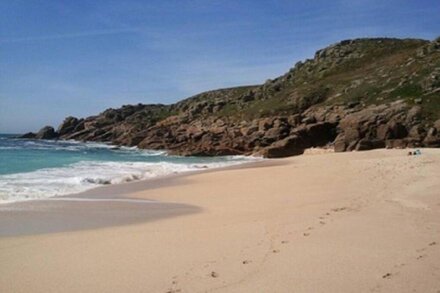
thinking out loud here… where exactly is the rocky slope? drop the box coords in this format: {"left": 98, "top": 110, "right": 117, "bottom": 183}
{"left": 24, "top": 37, "right": 440, "bottom": 157}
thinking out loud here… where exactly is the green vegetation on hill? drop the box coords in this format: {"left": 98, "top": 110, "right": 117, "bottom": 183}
{"left": 169, "top": 38, "right": 439, "bottom": 122}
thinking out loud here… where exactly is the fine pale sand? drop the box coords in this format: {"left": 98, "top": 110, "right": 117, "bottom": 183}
{"left": 1, "top": 149, "right": 440, "bottom": 292}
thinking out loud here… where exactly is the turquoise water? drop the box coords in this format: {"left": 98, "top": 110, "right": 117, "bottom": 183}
{"left": 0, "top": 134, "right": 254, "bottom": 202}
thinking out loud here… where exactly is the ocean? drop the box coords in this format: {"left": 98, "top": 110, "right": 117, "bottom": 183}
{"left": 0, "top": 134, "right": 256, "bottom": 203}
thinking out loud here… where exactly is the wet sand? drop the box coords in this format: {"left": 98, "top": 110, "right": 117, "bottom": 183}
{"left": 0, "top": 160, "right": 273, "bottom": 237}
{"left": 0, "top": 199, "right": 199, "bottom": 237}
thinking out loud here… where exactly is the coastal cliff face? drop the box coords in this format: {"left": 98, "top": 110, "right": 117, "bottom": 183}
{"left": 25, "top": 37, "right": 440, "bottom": 157}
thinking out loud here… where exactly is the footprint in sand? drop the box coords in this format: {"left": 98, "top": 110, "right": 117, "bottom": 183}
{"left": 415, "top": 241, "right": 438, "bottom": 260}
{"left": 242, "top": 260, "right": 252, "bottom": 264}
{"left": 166, "top": 276, "right": 181, "bottom": 293}
{"left": 166, "top": 289, "right": 182, "bottom": 293}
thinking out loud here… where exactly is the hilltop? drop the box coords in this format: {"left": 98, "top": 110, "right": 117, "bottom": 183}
{"left": 23, "top": 37, "right": 440, "bottom": 157}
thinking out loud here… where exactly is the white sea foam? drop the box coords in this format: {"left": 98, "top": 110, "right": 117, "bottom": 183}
{"left": 0, "top": 158, "right": 258, "bottom": 203}
{"left": 0, "top": 146, "right": 17, "bottom": 150}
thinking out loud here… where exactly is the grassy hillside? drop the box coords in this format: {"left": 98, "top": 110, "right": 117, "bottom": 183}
{"left": 170, "top": 38, "right": 439, "bottom": 122}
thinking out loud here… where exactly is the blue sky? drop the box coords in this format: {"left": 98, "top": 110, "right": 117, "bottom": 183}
{"left": 0, "top": 0, "right": 439, "bottom": 133}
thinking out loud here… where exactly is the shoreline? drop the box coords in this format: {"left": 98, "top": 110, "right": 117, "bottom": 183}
{"left": 0, "top": 158, "right": 276, "bottom": 237}
{"left": 68, "top": 157, "right": 278, "bottom": 199}
{"left": 0, "top": 135, "right": 265, "bottom": 205}
{"left": 1, "top": 149, "right": 439, "bottom": 292}
{"left": 0, "top": 152, "right": 266, "bottom": 205}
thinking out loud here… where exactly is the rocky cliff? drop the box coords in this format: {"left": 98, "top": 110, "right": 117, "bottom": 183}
{"left": 24, "top": 37, "right": 440, "bottom": 157}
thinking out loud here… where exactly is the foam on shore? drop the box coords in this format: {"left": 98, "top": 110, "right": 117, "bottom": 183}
{"left": 0, "top": 158, "right": 258, "bottom": 203}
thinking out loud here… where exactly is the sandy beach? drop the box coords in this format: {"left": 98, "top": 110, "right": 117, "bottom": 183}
{"left": 1, "top": 149, "right": 440, "bottom": 292}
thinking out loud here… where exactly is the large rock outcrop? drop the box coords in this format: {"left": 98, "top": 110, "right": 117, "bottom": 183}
{"left": 21, "top": 37, "right": 440, "bottom": 157}
{"left": 57, "top": 116, "right": 80, "bottom": 136}
{"left": 35, "top": 126, "right": 58, "bottom": 140}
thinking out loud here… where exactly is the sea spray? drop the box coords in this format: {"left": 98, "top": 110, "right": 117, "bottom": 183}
{"left": 0, "top": 135, "right": 260, "bottom": 203}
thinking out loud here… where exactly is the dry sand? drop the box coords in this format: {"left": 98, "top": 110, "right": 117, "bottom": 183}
{"left": 1, "top": 149, "right": 439, "bottom": 292}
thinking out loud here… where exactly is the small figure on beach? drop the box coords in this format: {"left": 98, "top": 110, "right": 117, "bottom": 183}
{"left": 408, "top": 149, "right": 422, "bottom": 156}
